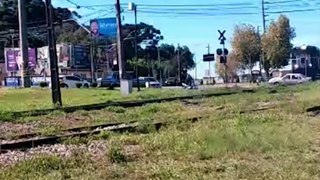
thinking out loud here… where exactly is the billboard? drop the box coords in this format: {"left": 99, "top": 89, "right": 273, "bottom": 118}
{"left": 71, "top": 45, "right": 91, "bottom": 68}
{"left": 5, "top": 48, "right": 37, "bottom": 72}
{"left": 90, "top": 18, "right": 117, "bottom": 38}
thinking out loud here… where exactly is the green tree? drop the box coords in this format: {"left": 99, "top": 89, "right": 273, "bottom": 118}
{"left": 262, "top": 15, "right": 295, "bottom": 76}
{"left": 0, "top": 0, "right": 73, "bottom": 60}
{"left": 55, "top": 22, "right": 90, "bottom": 44}
{"left": 231, "top": 24, "right": 261, "bottom": 71}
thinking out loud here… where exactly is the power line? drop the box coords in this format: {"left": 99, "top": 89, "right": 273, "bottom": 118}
{"left": 138, "top": 6, "right": 259, "bottom": 11}
{"left": 137, "top": 2, "right": 255, "bottom": 7}
{"left": 137, "top": 10, "right": 258, "bottom": 16}
{"left": 267, "top": 7, "right": 320, "bottom": 14}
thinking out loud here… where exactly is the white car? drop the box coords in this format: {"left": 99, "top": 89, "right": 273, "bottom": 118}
{"left": 268, "top": 73, "right": 311, "bottom": 86}
{"left": 59, "top": 75, "right": 90, "bottom": 88}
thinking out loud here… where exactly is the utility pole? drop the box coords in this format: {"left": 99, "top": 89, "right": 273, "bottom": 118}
{"left": 262, "top": 0, "right": 266, "bottom": 33}
{"left": 129, "top": 2, "right": 140, "bottom": 91}
{"left": 157, "top": 45, "right": 162, "bottom": 86}
{"left": 206, "top": 44, "right": 212, "bottom": 84}
{"left": 116, "top": 0, "right": 126, "bottom": 80}
{"left": 90, "top": 37, "right": 95, "bottom": 83}
{"left": 262, "top": 0, "right": 267, "bottom": 79}
{"left": 194, "top": 57, "right": 197, "bottom": 80}
{"left": 116, "top": 0, "right": 132, "bottom": 95}
{"left": 178, "top": 44, "right": 180, "bottom": 82}
{"left": 18, "top": 0, "right": 30, "bottom": 87}
{"left": 134, "top": 5, "right": 140, "bottom": 91}
{"left": 45, "top": 0, "right": 62, "bottom": 107}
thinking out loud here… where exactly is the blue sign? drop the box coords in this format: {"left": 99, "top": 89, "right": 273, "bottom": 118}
{"left": 90, "top": 18, "right": 117, "bottom": 38}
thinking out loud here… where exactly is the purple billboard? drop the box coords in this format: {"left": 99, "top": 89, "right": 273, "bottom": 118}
{"left": 5, "top": 48, "right": 37, "bottom": 72}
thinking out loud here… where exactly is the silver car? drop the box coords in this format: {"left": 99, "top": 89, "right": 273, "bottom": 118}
{"left": 268, "top": 73, "right": 311, "bottom": 85}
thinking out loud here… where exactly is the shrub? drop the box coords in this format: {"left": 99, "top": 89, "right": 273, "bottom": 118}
{"left": 39, "top": 81, "right": 48, "bottom": 88}
{"left": 91, "top": 82, "right": 98, "bottom": 88}
{"left": 108, "top": 146, "right": 127, "bottom": 163}
{"left": 76, "top": 83, "right": 82, "bottom": 88}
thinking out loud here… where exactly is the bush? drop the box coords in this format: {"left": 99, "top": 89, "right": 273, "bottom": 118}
{"left": 39, "top": 81, "right": 48, "bottom": 88}
{"left": 76, "top": 83, "right": 82, "bottom": 88}
{"left": 108, "top": 146, "right": 127, "bottom": 163}
{"left": 91, "top": 82, "right": 98, "bottom": 88}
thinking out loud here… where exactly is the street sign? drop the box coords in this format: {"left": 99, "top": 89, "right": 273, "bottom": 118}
{"left": 203, "top": 54, "right": 215, "bottom": 62}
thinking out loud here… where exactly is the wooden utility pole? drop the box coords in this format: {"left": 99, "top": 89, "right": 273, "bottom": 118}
{"left": 18, "top": 0, "right": 30, "bottom": 87}
{"left": 116, "top": 0, "right": 126, "bottom": 80}
{"left": 45, "top": 0, "right": 62, "bottom": 107}
{"left": 262, "top": 0, "right": 266, "bottom": 33}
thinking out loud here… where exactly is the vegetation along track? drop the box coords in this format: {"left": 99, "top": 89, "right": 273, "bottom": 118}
{"left": 0, "top": 116, "right": 203, "bottom": 153}
{"left": 8, "top": 91, "right": 241, "bottom": 118}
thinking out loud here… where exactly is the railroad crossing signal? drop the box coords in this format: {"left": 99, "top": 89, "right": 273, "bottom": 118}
{"left": 218, "top": 30, "right": 226, "bottom": 45}
{"left": 216, "top": 48, "right": 229, "bottom": 56}
{"left": 220, "top": 56, "right": 227, "bottom": 64}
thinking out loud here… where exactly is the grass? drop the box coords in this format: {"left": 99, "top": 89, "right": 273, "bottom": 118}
{"left": 0, "top": 87, "right": 231, "bottom": 112}
{"left": 1, "top": 83, "right": 320, "bottom": 179}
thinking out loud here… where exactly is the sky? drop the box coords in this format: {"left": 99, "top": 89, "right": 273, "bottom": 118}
{"left": 52, "top": 0, "right": 320, "bottom": 78}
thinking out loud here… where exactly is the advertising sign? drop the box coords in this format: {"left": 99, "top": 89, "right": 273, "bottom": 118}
{"left": 90, "top": 18, "right": 117, "bottom": 38}
{"left": 58, "top": 44, "right": 70, "bottom": 63}
{"left": 72, "top": 45, "right": 91, "bottom": 68}
{"left": 6, "top": 50, "right": 19, "bottom": 72}
{"left": 5, "top": 48, "right": 37, "bottom": 72}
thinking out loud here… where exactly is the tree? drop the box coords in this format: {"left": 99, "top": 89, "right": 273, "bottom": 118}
{"left": 215, "top": 52, "right": 241, "bottom": 82}
{"left": 56, "top": 22, "right": 90, "bottom": 44}
{"left": 262, "top": 15, "right": 295, "bottom": 76}
{"left": 127, "top": 43, "right": 195, "bottom": 82}
{"left": 0, "top": 0, "right": 73, "bottom": 61}
{"left": 231, "top": 24, "right": 261, "bottom": 71}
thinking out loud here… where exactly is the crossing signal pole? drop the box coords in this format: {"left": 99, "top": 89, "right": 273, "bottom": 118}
{"left": 45, "top": 0, "right": 62, "bottom": 107}
{"left": 206, "top": 44, "right": 212, "bottom": 84}
{"left": 218, "top": 30, "right": 228, "bottom": 85}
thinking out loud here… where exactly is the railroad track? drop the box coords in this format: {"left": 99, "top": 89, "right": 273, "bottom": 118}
{"left": 9, "top": 91, "right": 241, "bottom": 118}
{"left": 0, "top": 116, "right": 203, "bottom": 153}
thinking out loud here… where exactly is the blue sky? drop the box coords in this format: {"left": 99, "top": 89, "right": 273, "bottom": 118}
{"left": 53, "top": 0, "right": 320, "bottom": 78}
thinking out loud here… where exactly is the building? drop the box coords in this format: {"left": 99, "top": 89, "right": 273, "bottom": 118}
{"left": 291, "top": 45, "right": 320, "bottom": 80}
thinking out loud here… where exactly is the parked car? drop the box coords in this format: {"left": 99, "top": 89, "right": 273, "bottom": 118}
{"left": 164, "top": 77, "right": 181, "bottom": 86}
{"left": 134, "top": 77, "right": 160, "bottom": 88}
{"left": 59, "top": 75, "right": 90, "bottom": 88}
{"left": 96, "top": 73, "right": 120, "bottom": 87}
{"left": 268, "top": 73, "right": 311, "bottom": 85}
{"left": 132, "top": 77, "right": 147, "bottom": 87}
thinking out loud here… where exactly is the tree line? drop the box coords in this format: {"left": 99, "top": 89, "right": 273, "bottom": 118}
{"left": 216, "top": 15, "right": 295, "bottom": 81}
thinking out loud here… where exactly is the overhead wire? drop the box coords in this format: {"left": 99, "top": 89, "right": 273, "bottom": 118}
{"left": 59, "top": 0, "right": 320, "bottom": 21}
